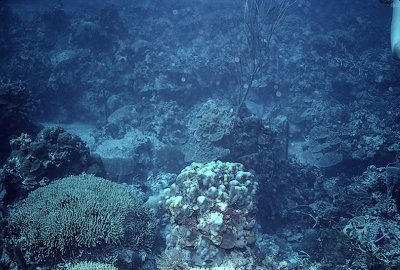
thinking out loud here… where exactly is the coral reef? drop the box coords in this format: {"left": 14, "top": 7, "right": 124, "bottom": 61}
{"left": 182, "top": 100, "right": 234, "bottom": 163}
{"left": 67, "top": 261, "right": 117, "bottom": 270}
{"left": 296, "top": 126, "right": 343, "bottom": 168}
{"left": 161, "top": 161, "right": 257, "bottom": 267}
{"left": 1, "top": 1, "right": 400, "bottom": 269}
{"left": 221, "top": 109, "right": 277, "bottom": 176}
{"left": 0, "top": 80, "right": 40, "bottom": 165}
{"left": 9, "top": 174, "right": 156, "bottom": 266}
{"left": 3, "top": 127, "right": 103, "bottom": 196}
{"left": 155, "top": 248, "right": 189, "bottom": 270}
{"left": 343, "top": 215, "right": 400, "bottom": 266}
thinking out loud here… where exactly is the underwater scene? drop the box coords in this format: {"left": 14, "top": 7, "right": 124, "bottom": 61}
{"left": 1, "top": 0, "right": 400, "bottom": 269}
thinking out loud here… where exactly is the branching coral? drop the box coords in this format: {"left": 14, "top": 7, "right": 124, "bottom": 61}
{"left": 156, "top": 248, "right": 188, "bottom": 270}
{"left": 10, "top": 174, "right": 156, "bottom": 260}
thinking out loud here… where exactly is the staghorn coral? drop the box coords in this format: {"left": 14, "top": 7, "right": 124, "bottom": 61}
{"left": 10, "top": 174, "right": 156, "bottom": 261}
